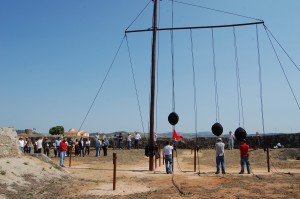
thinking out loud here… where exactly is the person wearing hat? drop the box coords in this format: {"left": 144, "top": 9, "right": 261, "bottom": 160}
{"left": 215, "top": 137, "right": 226, "bottom": 174}
{"left": 239, "top": 139, "right": 251, "bottom": 174}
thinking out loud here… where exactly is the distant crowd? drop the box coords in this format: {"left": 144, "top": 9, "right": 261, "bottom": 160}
{"left": 18, "top": 132, "right": 143, "bottom": 158}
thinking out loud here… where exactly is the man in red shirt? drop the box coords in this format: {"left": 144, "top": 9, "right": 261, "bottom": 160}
{"left": 59, "top": 138, "right": 67, "bottom": 167}
{"left": 239, "top": 139, "right": 251, "bottom": 174}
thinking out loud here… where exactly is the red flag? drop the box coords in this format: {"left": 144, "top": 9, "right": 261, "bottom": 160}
{"left": 172, "top": 129, "right": 183, "bottom": 140}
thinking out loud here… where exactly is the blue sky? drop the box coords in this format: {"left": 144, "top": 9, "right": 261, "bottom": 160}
{"left": 1, "top": 0, "right": 299, "bottom": 135}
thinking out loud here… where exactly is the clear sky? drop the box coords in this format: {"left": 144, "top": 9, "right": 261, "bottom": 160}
{"left": 1, "top": 0, "right": 299, "bottom": 135}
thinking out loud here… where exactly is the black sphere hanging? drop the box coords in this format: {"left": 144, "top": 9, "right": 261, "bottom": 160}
{"left": 234, "top": 127, "right": 247, "bottom": 141}
{"left": 168, "top": 112, "right": 179, "bottom": 125}
{"left": 211, "top": 122, "right": 223, "bottom": 136}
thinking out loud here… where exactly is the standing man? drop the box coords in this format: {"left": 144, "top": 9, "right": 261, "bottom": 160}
{"left": 36, "top": 137, "right": 43, "bottom": 153}
{"left": 85, "top": 138, "right": 91, "bottom": 156}
{"left": 163, "top": 141, "right": 174, "bottom": 174}
{"left": 215, "top": 138, "right": 226, "bottom": 174}
{"left": 126, "top": 133, "right": 132, "bottom": 150}
{"left": 102, "top": 138, "right": 109, "bottom": 156}
{"left": 228, "top": 131, "right": 235, "bottom": 150}
{"left": 113, "top": 134, "right": 118, "bottom": 150}
{"left": 134, "top": 132, "right": 141, "bottom": 149}
{"left": 95, "top": 138, "right": 101, "bottom": 157}
{"left": 239, "top": 139, "right": 251, "bottom": 174}
{"left": 117, "top": 133, "right": 123, "bottom": 149}
{"left": 55, "top": 137, "right": 61, "bottom": 157}
{"left": 19, "top": 137, "right": 25, "bottom": 153}
{"left": 79, "top": 137, "right": 85, "bottom": 157}
{"left": 59, "top": 138, "right": 67, "bottom": 167}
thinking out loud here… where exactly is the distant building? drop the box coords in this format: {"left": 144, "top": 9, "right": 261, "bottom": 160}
{"left": 65, "top": 129, "right": 89, "bottom": 137}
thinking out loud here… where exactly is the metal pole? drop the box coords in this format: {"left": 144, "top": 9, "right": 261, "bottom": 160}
{"left": 149, "top": 0, "right": 158, "bottom": 172}
{"left": 194, "top": 147, "right": 196, "bottom": 172}
{"left": 113, "top": 153, "right": 117, "bottom": 190}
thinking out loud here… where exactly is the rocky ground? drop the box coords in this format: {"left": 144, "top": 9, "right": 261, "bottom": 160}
{"left": 0, "top": 148, "right": 299, "bottom": 199}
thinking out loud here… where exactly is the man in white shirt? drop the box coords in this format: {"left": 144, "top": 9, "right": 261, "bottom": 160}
{"left": 228, "top": 131, "right": 235, "bottom": 150}
{"left": 215, "top": 138, "right": 225, "bottom": 174}
{"left": 134, "top": 132, "right": 141, "bottom": 149}
{"left": 19, "top": 137, "right": 25, "bottom": 153}
{"left": 163, "top": 141, "right": 174, "bottom": 174}
{"left": 36, "top": 137, "right": 43, "bottom": 153}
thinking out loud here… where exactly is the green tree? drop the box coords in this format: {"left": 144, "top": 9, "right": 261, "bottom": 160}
{"left": 49, "top": 126, "right": 64, "bottom": 136}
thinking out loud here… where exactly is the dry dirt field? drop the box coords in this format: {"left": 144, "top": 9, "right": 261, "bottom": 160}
{"left": 1, "top": 147, "right": 299, "bottom": 199}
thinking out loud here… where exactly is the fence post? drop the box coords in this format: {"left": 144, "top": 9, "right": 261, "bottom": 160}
{"left": 266, "top": 148, "right": 270, "bottom": 172}
{"left": 113, "top": 153, "right": 117, "bottom": 190}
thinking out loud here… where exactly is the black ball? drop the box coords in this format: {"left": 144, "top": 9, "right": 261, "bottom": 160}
{"left": 211, "top": 122, "right": 223, "bottom": 136}
{"left": 234, "top": 127, "right": 247, "bottom": 141}
{"left": 168, "top": 112, "right": 179, "bottom": 125}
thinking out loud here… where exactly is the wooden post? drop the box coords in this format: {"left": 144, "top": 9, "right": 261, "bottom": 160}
{"left": 113, "top": 153, "right": 117, "bottom": 190}
{"left": 194, "top": 147, "right": 196, "bottom": 172}
{"left": 266, "top": 148, "right": 270, "bottom": 172}
{"left": 155, "top": 146, "right": 157, "bottom": 169}
{"left": 159, "top": 144, "right": 161, "bottom": 167}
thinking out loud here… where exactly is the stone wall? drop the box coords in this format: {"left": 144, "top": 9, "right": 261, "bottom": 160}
{"left": 0, "top": 127, "right": 20, "bottom": 158}
{"left": 154, "top": 133, "right": 300, "bottom": 149}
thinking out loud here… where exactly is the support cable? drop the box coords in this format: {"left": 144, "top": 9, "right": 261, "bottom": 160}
{"left": 125, "top": 35, "right": 146, "bottom": 134}
{"left": 79, "top": 35, "right": 126, "bottom": 131}
{"left": 169, "top": 0, "right": 263, "bottom": 22}
{"left": 264, "top": 26, "right": 300, "bottom": 72}
{"left": 263, "top": 25, "right": 300, "bottom": 110}
{"left": 126, "top": 0, "right": 152, "bottom": 31}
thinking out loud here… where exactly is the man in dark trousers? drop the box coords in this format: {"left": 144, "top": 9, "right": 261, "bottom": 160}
{"left": 163, "top": 141, "right": 174, "bottom": 174}
{"left": 239, "top": 139, "right": 251, "bottom": 174}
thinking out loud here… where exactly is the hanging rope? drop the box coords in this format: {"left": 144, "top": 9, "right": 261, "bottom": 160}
{"left": 255, "top": 25, "right": 266, "bottom": 135}
{"left": 78, "top": 35, "right": 126, "bottom": 131}
{"left": 189, "top": 29, "right": 201, "bottom": 173}
{"left": 263, "top": 25, "right": 300, "bottom": 111}
{"left": 171, "top": 1, "right": 176, "bottom": 113}
{"left": 233, "top": 27, "right": 245, "bottom": 127}
{"left": 189, "top": 29, "right": 198, "bottom": 138}
{"left": 211, "top": 29, "right": 220, "bottom": 122}
{"left": 125, "top": 34, "right": 146, "bottom": 134}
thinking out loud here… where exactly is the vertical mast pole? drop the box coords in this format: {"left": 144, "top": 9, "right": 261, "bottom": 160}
{"left": 149, "top": 0, "right": 158, "bottom": 171}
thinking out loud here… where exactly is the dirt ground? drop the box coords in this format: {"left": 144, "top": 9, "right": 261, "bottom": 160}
{"left": 1, "top": 147, "right": 299, "bottom": 199}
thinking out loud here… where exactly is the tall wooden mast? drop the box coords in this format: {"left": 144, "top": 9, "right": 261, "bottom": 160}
{"left": 149, "top": 0, "right": 158, "bottom": 171}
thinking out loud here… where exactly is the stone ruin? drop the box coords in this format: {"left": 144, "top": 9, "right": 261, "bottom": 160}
{"left": 0, "top": 127, "right": 21, "bottom": 158}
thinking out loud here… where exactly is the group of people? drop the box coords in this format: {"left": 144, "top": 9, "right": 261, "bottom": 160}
{"left": 215, "top": 137, "right": 251, "bottom": 175}
{"left": 112, "top": 132, "right": 142, "bottom": 150}
{"left": 163, "top": 137, "right": 252, "bottom": 175}
{"left": 18, "top": 137, "right": 44, "bottom": 154}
